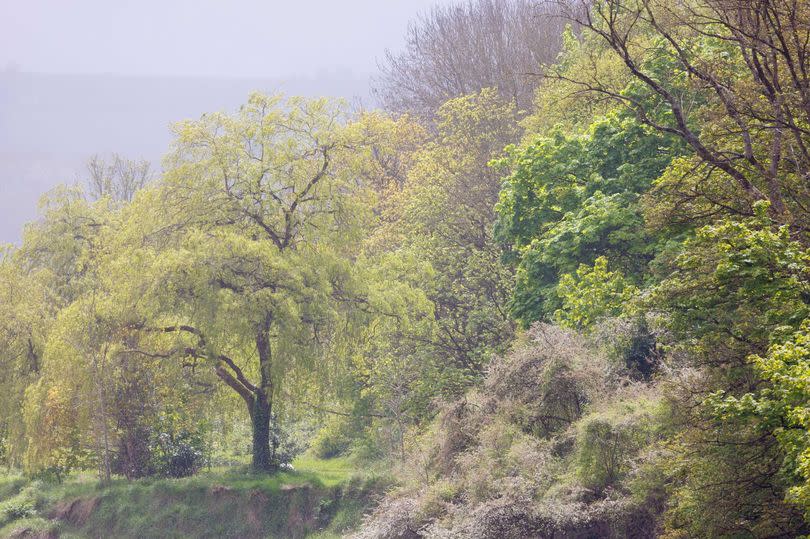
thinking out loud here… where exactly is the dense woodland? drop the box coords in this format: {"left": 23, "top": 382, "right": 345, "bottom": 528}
{"left": 2, "top": 0, "right": 810, "bottom": 537}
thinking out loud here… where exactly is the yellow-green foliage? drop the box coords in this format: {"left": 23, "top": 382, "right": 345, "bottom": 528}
{"left": 523, "top": 26, "right": 630, "bottom": 135}
{"left": 555, "top": 256, "right": 639, "bottom": 329}
{"left": 574, "top": 392, "right": 662, "bottom": 492}
{"left": 22, "top": 380, "right": 93, "bottom": 477}
{"left": 748, "top": 320, "right": 810, "bottom": 518}
{"left": 0, "top": 250, "right": 54, "bottom": 468}
{"left": 311, "top": 415, "right": 357, "bottom": 460}
{"left": 3, "top": 1, "right": 810, "bottom": 535}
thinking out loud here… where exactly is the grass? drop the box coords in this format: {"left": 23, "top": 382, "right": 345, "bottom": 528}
{"left": 0, "top": 454, "right": 385, "bottom": 538}
{"left": 0, "top": 475, "right": 27, "bottom": 500}
{"left": 0, "top": 515, "right": 56, "bottom": 537}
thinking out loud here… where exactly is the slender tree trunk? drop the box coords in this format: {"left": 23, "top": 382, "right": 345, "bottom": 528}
{"left": 89, "top": 289, "right": 112, "bottom": 483}
{"left": 91, "top": 349, "right": 112, "bottom": 483}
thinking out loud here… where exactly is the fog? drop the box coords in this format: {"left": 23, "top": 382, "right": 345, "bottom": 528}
{"left": 0, "top": 0, "right": 442, "bottom": 243}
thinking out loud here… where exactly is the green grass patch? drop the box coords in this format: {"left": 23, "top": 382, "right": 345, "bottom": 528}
{"left": 0, "top": 515, "right": 60, "bottom": 538}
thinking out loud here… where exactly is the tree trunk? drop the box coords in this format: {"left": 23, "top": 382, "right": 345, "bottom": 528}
{"left": 252, "top": 315, "right": 275, "bottom": 472}
{"left": 251, "top": 391, "right": 274, "bottom": 471}
{"left": 161, "top": 322, "right": 278, "bottom": 473}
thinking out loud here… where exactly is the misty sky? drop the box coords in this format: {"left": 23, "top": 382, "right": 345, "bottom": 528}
{"left": 0, "top": 0, "right": 440, "bottom": 77}
{"left": 0, "top": 0, "right": 447, "bottom": 244}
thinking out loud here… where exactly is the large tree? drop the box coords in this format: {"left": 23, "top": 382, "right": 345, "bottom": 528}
{"left": 122, "top": 94, "right": 369, "bottom": 471}
{"left": 365, "top": 89, "right": 519, "bottom": 408}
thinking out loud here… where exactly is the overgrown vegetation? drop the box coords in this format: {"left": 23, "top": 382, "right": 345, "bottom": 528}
{"left": 2, "top": 0, "right": 810, "bottom": 537}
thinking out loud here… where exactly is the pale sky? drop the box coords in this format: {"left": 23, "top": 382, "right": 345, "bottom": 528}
{"left": 0, "top": 0, "right": 449, "bottom": 244}
{"left": 0, "top": 0, "right": 441, "bottom": 78}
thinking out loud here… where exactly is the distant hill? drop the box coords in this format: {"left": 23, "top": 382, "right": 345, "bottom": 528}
{"left": 0, "top": 70, "right": 372, "bottom": 244}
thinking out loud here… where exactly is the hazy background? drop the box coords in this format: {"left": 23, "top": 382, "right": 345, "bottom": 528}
{"left": 0, "top": 0, "right": 442, "bottom": 244}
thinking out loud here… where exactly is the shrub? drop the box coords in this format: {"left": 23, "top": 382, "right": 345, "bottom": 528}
{"left": 355, "top": 324, "right": 663, "bottom": 538}
{"left": 486, "top": 324, "right": 606, "bottom": 438}
{"left": 456, "top": 419, "right": 560, "bottom": 504}
{"left": 0, "top": 487, "right": 39, "bottom": 526}
{"left": 269, "top": 417, "right": 304, "bottom": 468}
{"left": 112, "top": 425, "right": 155, "bottom": 479}
{"left": 575, "top": 394, "right": 660, "bottom": 493}
{"left": 416, "top": 479, "right": 458, "bottom": 522}
{"left": 151, "top": 429, "right": 206, "bottom": 478}
{"left": 0, "top": 498, "right": 35, "bottom": 525}
{"left": 30, "top": 465, "right": 68, "bottom": 484}
{"left": 311, "top": 414, "right": 356, "bottom": 459}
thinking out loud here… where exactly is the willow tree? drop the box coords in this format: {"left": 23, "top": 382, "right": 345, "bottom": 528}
{"left": 0, "top": 247, "right": 53, "bottom": 467}
{"left": 128, "top": 94, "right": 369, "bottom": 471}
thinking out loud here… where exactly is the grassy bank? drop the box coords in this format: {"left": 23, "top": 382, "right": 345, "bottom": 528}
{"left": 0, "top": 456, "right": 386, "bottom": 538}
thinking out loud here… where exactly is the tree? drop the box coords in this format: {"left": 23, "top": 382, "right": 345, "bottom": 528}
{"left": 705, "top": 318, "right": 810, "bottom": 524}
{"left": 528, "top": 4, "right": 810, "bottom": 532}
{"left": 0, "top": 248, "right": 52, "bottom": 467}
{"left": 555, "top": 256, "right": 639, "bottom": 329}
{"left": 649, "top": 203, "right": 810, "bottom": 535}
{"left": 749, "top": 322, "right": 810, "bottom": 520}
{"left": 651, "top": 202, "right": 810, "bottom": 375}
{"left": 313, "top": 91, "right": 523, "bottom": 453}
{"left": 375, "top": 0, "right": 569, "bottom": 119}
{"left": 561, "top": 0, "right": 810, "bottom": 229}
{"left": 378, "top": 89, "right": 519, "bottom": 392}
{"left": 121, "top": 93, "right": 369, "bottom": 471}
{"left": 495, "top": 113, "right": 682, "bottom": 324}
{"left": 87, "top": 153, "right": 152, "bottom": 203}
